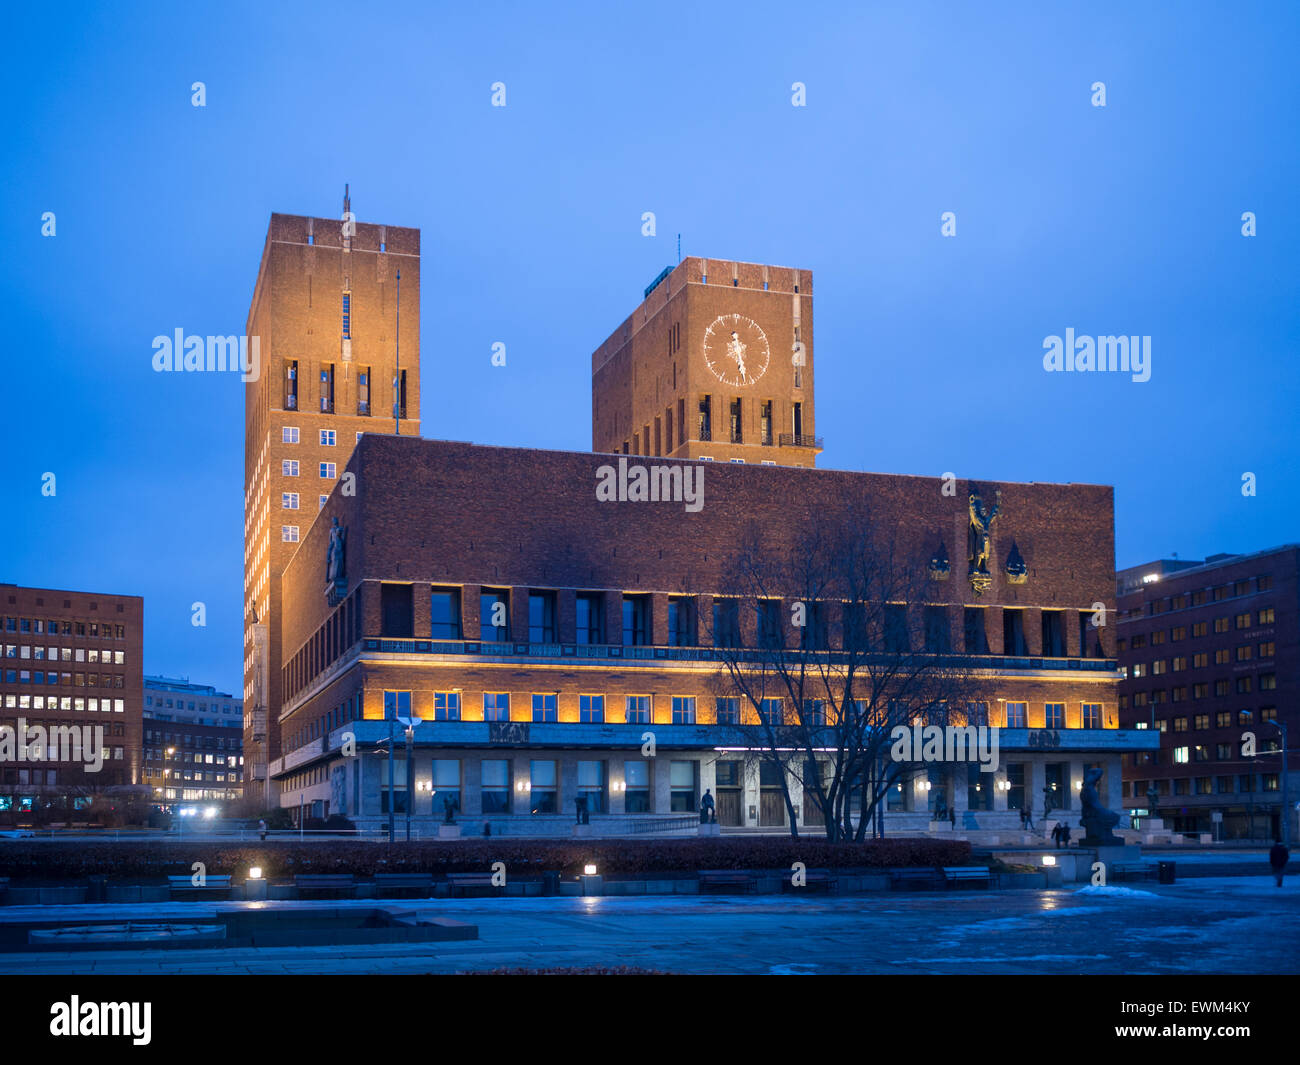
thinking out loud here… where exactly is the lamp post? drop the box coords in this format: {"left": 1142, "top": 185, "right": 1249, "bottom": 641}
{"left": 400, "top": 715, "right": 422, "bottom": 841}
{"left": 1270, "top": 720, "right": 1290, "bottom": 845}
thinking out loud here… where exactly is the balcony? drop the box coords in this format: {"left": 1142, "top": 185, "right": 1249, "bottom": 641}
{"left": 778, "top": 433, "right": 823, "bottom": 449}
{"left": 698, "top": 426, "right": 712, "bottom": 442}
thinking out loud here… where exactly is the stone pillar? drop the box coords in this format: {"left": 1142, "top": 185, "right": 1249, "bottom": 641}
{"left": 1024, "top": 608, "right": 1042, "bottom": 656}
{"left": 559, "top": 752, "right": 579, "bottom": 821}
{"left": 653, "top": 756, "right": 671, "bottom": 814}
{"left": 412, "top": 583, "right": 432, "bottom": 638}
{"left": 986, "top": 606, "right": 1004, "bottom": 655}
{"left": 510, "top": 587, "right": 530, "bottom": 644}
{"left": 513, "top": 753, "right": 532, "bottom": 815}
{"left": 609, "top": 758, "right": 626, "bottom": 816}
{"left": 694, "top": 595, "right": 711, "bottom": 646}
{"left": 463, "top": 754, "right": 482, "bottom": 816}
{"left": 557, "top": 589, "right": 577, "bottom": 644}
{"left": 650, "top": 593, "right": 669, "bottom": 647}
{"left": 742, "top": 760, "right": 761, "bottom": 827}
{"left": 603, "top": 591, "right": 622, "bottom": 645}
{"left": 461, "top": 584, "right": 481, "bottom": 641}
{"left": 1028, "top": 757, "right": 1047, "bottom": 824}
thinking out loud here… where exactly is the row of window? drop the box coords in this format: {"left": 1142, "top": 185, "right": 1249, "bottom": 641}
{"left": 1122, "top": 672, "right": 1278, "bottom": 708}
{"left": 2, "top": 672, "right": 127, "bottom": 688}
{"left": 282, "top": 363, "right": 407, "bottom": 419}
{"left": 5, "top": 646, "right": 126, "bottom": 664}
{"left": 1121, "top": 607, "right": 1274, "bottom": 650}
{"left": 1, "top": 618, "right": 126, "bottom": 638}
{"left": 280, "top": 461, "right": 338, "bottom": 479}
{"left": 1124, "top": 575, "right": 1274, "bottom": 617}
{"left": 1131, "top": 774, "right": 1281, "bottom": 797}
{"left": 1, "top": 695, "right": 125, "bottom": 712}
{"left": 1126, "top": 642, "right": 1276, "bottom": 676}
{"left": 375, "top": 692, "right": 1105, "bottom": 729}
{"left": 425, "top": 587, "right": 1107, "bottom": 656}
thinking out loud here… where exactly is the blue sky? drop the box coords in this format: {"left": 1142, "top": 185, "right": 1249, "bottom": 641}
{"left": 3, "top": 1, "right": 1297, "bottom": 693}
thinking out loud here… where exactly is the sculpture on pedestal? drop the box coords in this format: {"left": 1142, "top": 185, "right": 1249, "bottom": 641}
{"left": 1080, "top": 767, "right": 1121, "bottom": 844}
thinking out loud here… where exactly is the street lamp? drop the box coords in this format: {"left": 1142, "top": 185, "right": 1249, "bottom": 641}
{"left": 399, "top": 714, "right": 423, "bottom": 841}
{"left": 1269, "top": 720, "right": 1290, "bottom": 846}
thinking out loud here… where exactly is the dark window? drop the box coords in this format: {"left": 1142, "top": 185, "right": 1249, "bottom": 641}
{"left": 924, "top": 606, "right": 951, "bottom": 653}
{"left": 713, "top": 598, "right": 741, "bottom": 648}
{"left": 575, "top": 594, "right": 603, "bottom": 644}
{"left": 1041, "top": 610, "right": 1066, "bottom": 657}
{"left": 283, "top": 359, "right": 298, "bottom": 410}
{"left": 757, "top": 600, "right": 782, "bottom": 649}
{"left": 964, "top": 608, "right": 989, "bottom": 654}
{"left": 529, "top": 591, "right": 557, "bottom": 642}
{"left": 622, "top": 595, "right": 649, "bottom": 646}
{"left": 380, "top": 584, "right": 413, "bottom": 638}
{"left": 884, "top": 605, "right": 910, "bottom": 653}
{"left": 480, "top": 589, "right": 509, "bottom": 641}
{"left": 430, "top": 588, "right": 461, "bottom": 639}
{"left": 320, "top": 363, "right": 335, "bottom": 414}
{"left": 667, "top": 597, "right": 693, "bottom": 646}
{"left": 698, "top": 395, "right": 712, "bottom": 441}
{"left": 1003, "top": 608, "right": 1027, "bottom": 655}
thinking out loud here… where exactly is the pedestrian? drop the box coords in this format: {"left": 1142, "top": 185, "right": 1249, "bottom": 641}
{"left": 1051, "top": 823, "right": 1061, "bottom": 848}
{"left": 1269, "top": 840, "right": 1290, "bottom": 887}
{"left": 1024, "top": 806, "right": 1034, "bottom": 831}
{"left": 948, "top": 805, "right": 956, "bottom": 829}
{"left": 258, "top": 818, "right": 267, "bottom": 842}
{"left": 1061, "top": 823, "right": 1071, "bottom": 848}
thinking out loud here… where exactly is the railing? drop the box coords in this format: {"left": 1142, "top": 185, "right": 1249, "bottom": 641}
{"left": 778, "top": 433, "right": 824, "bottom": 449}
{"left": 698, "top": 426, "right": 712, "bottom": 442}
{"left": 625, "top": 815, "right": 699, "bottom": 835}
{"left": 363, "top": 637, "right": 1118, "bottom": 673}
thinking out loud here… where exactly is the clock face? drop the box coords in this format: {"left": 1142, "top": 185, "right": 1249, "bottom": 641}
{"left": 702, "top": 314, "right": 770, "bottom": 387}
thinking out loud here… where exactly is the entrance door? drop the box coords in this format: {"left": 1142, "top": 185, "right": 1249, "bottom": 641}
{"left": 760, "top": 790, "right": 786, "bottom": 826}
{"left": 716, "top": 789, "right": 742, "bottom": 826}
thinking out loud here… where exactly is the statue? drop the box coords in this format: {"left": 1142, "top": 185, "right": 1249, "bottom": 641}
{"left": 932, "top": 790, "right": 948, "bottom": 822}
{"left": 699, "top": 789, "right": 716, "bottom": 825}
{"left": 967, "top": 489, "right": 1001, "bottom": 597}
{"left": 1145, "top": 783, "right": 1160, "bottom": 816}
{"left": 442, "top": 796, "right": 457, "bottom": 825}
{"left": 326, "top": 517, "right": 347, "bottom": 584}
{"left": 1080, "top": 767, "right": 1121, "bottom": 844}
{"left": 575, "top": 795, "right": 589, "bottom": 826}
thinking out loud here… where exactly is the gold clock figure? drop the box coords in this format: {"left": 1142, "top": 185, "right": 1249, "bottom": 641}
{"left": 703, "top": 314, "right": 770, "bottom": 387}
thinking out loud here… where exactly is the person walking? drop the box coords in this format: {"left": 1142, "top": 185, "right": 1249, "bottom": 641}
{"left": 1023, "top": 806, "right": 1034, "bottom": 832}
{"left": 1061, "top": 823, "right": 1072, "bottom": 848}
{"left": 1269, "top": 840, "right": 1290, "bottom": 887}
{"left": 258, "top": 818, "right": 267, "bottom": 842}
{"left": 1051, "top": 822, "right": 1061, "bottom": 848}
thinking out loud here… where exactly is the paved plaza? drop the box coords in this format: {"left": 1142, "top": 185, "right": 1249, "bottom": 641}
{"left": 0, "top": 875, "right": 1295, "bottom": 975}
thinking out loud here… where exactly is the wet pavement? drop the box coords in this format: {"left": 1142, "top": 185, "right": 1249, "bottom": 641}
{"left": 0, "top": 876, "right": 1296, "bottom": 974}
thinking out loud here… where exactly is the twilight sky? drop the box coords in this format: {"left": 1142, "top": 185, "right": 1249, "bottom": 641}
{"left": 3, "top": 1, "right": 1297, "bottom": 693}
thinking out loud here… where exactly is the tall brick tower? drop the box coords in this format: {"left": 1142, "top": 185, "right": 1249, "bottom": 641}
{"left": 242, "top": 193, "right": 420, "bottom": 804}
{"left": 591, "top": 257, "right": 820, "bottom": 467}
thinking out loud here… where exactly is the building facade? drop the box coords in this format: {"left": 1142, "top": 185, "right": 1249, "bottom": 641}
{"left": 1117, "top": 546, "right": 1299, "bottom": 840}
{"left": 242, "top": 193, "right": 421, "bottom": 804}
{"left": 143, "top": 676, "right": 244, "bottom": 807}
{"left": 244, "top": 213, "right": 1155, "bottom": 834}
{"left": 0, "top": 583, "right": 143, "bottom": 822}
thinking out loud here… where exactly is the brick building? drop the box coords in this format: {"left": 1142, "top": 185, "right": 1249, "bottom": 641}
{"left": 0, "top": 583, "right": 143, "bottom": 822}
{"left": 1117, "top": 546, "right": 1299, "bottom": 841}
{"left": 143, "top": 675, "right": 244, "bottom": 808}
{"left": 248, "top": 205, "right": 1155, "bottom": 835}
{"left": 242, "top": 190, "right": 420, "bottom": 804}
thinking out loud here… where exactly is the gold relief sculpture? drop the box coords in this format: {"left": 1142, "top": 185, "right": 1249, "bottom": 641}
{"left": 967, "top": 488, "right": 1001, "bottom": 597}
{"left": 929, "top": 540, "right": 950, "bottom": 581}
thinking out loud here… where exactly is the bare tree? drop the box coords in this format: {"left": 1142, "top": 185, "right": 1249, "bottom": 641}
{"left": 706, "top": 503, "right": 980, "bottom": 841}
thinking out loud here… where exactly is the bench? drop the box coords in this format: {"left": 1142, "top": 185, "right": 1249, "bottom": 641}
{"left": 294, "top": 874, "right": 356, "bottom": 898}
{"left": 445, "top": 872, "right": 504, "bottom": 898}
{"left": 167, "top": 874, "right": 234, "bottom": 900}
{"left": 943, "top": 866, "right": 992, "bottom": 890}
{"left": 782, "top": 868, "right": 839, "bottom": 893}
{"left": 698, "top": 870, "right": 758, "bottom": 894}
{"left": 372, "top": 873, "right": 436, "bottom": 897}
{"left": 1110, "top": 862, "right": 1156, "bottom": 882}
{"left": 889, "top": 867, "right": 944, "bottom": 891}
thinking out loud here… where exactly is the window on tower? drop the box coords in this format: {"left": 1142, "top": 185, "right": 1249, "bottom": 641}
{"left": 320, "top": 364, "right": 335, "bottom": 414}
{"left": 342, "top": 291, "right": 351, "bottom": 339}
{"left": 358, "top": 366, "right": 370, "bottom": 416}
{"left": 284, "top": 360, "right": 298, "bottom": 410}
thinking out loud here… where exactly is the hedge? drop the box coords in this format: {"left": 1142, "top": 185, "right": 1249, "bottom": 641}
{"left": 0, "top": 837, "right": 971, "bottom": 881}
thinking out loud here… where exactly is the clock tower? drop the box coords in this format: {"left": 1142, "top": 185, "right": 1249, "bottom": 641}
{"left": 591, "top": 257, "right": 820, "bottom": 467}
